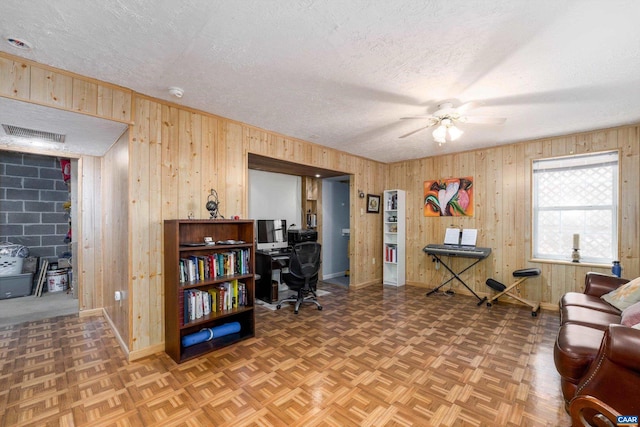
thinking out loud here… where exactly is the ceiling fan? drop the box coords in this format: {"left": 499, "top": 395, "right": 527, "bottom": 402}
{"left": 399, "top": 102, "right": 506, "bottom": 145}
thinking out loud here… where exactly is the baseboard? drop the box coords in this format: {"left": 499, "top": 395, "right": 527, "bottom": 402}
{"left": 406, "top": 281, "right": 429, "bottom": 288}
{"left": 78, "top": 308, "right": 103, "bottom": 317}
{"left": 95, "top": 307, "right": 165, "bottom": 361}
{"left": 101, "top": 308, "right": 131, "bottom": 358}
{"left": 128, "top": 343, "right": 165, "bottom": 362}
{"left": 349, "top": 279, "right": 380, "bottom": 289}
{"left": 323, "top": 271, "right": 347, "bottom": 280}
{"left": 540, "top": 302, "right": 559, "bottom": 312}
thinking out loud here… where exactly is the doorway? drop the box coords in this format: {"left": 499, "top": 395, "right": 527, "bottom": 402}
{"left": 0, "top": 151, "right": 78, "bottom": 326}
{"left": 321, "top": 175, "right": 350, "bottom": 286}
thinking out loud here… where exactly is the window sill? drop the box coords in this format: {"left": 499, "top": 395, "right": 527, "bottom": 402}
{"left": 529, "top": 258, "right": 610, "bottom": 269}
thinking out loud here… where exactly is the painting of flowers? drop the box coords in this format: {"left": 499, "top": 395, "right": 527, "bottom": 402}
{"left": 424, "top": 177, "right": 474, "bottom": 217}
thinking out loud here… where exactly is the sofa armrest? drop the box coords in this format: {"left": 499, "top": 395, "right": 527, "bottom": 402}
{"left": 570, "top": 395, "right": 620, "bottom": 427}
{"left": 604, "top": 324, "right": 640, "bottom": 373}
{"left": 572, "top": 325, "right": 640, "bottom": 419}
{"left": 584, "top": 272, "right": 628, "bottom": 297}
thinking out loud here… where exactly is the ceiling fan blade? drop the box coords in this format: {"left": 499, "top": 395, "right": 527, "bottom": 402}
{"left": 456, "top": 101, "right": 482, "bottom": 114}
{"left": 400, "top": 115, "right": 433, "bottom": 120}
{"left": 399, "top": 125, "right": 433, "bottom": 139}
{"left": 460, "top": 116, "right": 506, "bottom": 125}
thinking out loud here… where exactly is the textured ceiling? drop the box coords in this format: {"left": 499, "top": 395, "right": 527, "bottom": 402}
{"left": 1, "top": 0, "right": 639, "bottom": 162}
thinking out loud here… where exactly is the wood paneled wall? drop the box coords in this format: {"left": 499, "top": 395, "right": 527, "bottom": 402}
{"left": 0, "top": 53, "right": 132, "bottom": 123}
{"left": 128, "top": 96, "right": 387, "bottom": 354}
{"left": 77, "top": 156, "right": 103, "bottom": 311}
{"left": 387, "top": 126, "right": 640, "bottom": 308}
{"left": 0, "top": 52, "right": 133, "bottom": 318}
{"left": 101, "top": 132, "right": 130, "bottom": 347}
{"left": 3, "top": 51, "right": 638, "bottom": 357}
{"left": 0, "top": 51, "right": 393, "bottom": 355}
{"left": 243, "top": 128, "right": 387, "bottom": 287}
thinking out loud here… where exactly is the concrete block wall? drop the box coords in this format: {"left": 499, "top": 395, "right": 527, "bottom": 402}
{"left": 0, "top": 151, "right": 70, "bottom": 262}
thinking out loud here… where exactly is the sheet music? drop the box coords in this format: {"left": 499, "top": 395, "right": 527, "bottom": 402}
{"left": 444, "top": 228, "right": 460, "bottom": 245}
{"left": 460, "top": 229, "right": 478, "bottom": 246}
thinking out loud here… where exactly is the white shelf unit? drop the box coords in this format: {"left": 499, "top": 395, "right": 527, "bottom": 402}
{"left": 383, "top": 189, "right": 405, "bottom": 286}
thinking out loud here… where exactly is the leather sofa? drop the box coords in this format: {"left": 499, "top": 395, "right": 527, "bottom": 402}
{"left": 554, "top": 272, "right": 640, "bottom": 426}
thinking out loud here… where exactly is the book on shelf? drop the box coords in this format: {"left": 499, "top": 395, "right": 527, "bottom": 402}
{"left": 179, "top": 248, "right": 251, "bottom": 284}
{"left": 385, "top": 245, "right": 397, "bottom": 263}
{"left": 207, "top": 288, "right": 218, "bottom": 315}
{"left": 181, "top": 280, "right": 249, "bottom": 325}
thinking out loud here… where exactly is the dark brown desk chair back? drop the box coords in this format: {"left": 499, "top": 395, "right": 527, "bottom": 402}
{"left": 276, "top": 242, "right": 323, "bottom": 314}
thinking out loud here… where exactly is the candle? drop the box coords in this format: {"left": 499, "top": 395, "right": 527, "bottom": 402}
{"left": 573, "top": 234, "right": 580, "bottom": 249}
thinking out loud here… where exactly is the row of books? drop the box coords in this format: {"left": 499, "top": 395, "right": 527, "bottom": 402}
{"left": 182, "top": 280, "right": 248, "bottom": 324}
{"left": 385, "top": 244, "right": 398, "bottom": 263}
{"left": 180, "top": 248, "right": 250, "bottom": 283}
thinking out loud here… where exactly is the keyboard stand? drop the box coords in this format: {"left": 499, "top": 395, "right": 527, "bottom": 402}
{"left": 426, "top": 253, "right": 488, "bottom": 306}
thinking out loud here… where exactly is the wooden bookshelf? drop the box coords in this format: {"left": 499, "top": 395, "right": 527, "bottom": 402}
{"left": 164, "top": 219, "right": 255, "bottom": 363}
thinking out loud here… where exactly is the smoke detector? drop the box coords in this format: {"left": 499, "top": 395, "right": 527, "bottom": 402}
{"left": 168, "top": 87, "right": 184, "bottom": 98}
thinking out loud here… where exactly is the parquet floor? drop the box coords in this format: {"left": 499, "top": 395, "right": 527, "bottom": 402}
{"left": 0, "top": 283, "right": 570, "bottom": 427}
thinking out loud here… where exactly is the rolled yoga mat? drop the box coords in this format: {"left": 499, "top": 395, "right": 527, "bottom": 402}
{"left": 181, "top": 322, "right": 241, "bottom": 347}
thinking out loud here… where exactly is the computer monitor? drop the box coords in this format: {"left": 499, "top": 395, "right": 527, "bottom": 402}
{"left": 256, "top": 219, "right": 288, "bottom": 252}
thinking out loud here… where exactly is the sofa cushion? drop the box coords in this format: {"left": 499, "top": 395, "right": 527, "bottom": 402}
{"left": 560, "top": 292, "right": 621, "bottom": 314}
{"left": 621, "top": 301, "right": 640, "bottom": 329}
{"left": 601, "top": 276, "right": 640, "bottom": 311}
{"left": 560, "top": 305, "right": 621, "bottom": 329}
{"left": 554, "top": 323, "right": 605, "bottom": 382}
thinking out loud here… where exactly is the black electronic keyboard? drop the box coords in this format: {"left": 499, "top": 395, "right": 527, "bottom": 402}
{"left": 423, "top": 244, "right": 491, "bottom": 304}
{"left": 423, "top": 244, "right": 491, "bottom": 259}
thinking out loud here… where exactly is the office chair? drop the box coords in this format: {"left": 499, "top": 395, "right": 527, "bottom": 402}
{"left": 276, "top": 242, "right": 323, "bottom": 314}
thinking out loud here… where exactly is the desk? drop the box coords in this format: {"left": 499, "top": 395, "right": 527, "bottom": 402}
{"left": 255, "top": 250, "right": 291, "bottom": 303}
{"left": 423, "top": 244, "right": 491, "bottom": 306}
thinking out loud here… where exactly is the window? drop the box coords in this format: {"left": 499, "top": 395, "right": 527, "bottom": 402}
{"left": 532, "top": 151, "right": 618, "bottom": 264}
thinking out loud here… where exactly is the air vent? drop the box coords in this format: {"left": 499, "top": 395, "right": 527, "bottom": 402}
{"left": 2, "top": 124, "right": 66, "bottom": 143}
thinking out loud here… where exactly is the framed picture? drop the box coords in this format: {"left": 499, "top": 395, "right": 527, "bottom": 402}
{"left": 424, "top": 176, "right": 474, "bottom": 217}
{"left": 367, "top": 194, "right": 381, "bottom": 213}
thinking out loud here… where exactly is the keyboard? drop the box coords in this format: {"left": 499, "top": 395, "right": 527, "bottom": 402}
{"left": 423, "top": 244, "right": 491, "bottom": 259}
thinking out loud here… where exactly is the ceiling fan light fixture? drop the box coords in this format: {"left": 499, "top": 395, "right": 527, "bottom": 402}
{"left": 448, "top": 125, "right": 464, "bottom": 141}
{"left": 400, "top": 101, "right": 504, "bottom": 144}
{"left": 432, "top": 124, "right": 447, "bottom": 141}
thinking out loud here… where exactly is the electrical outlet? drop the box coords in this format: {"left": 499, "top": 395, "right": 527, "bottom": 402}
{"left": 114, "top": 291, "right": 122, "bottom": 301}
{"left": 372, "top": 257, "right": 376, "bottom": 265}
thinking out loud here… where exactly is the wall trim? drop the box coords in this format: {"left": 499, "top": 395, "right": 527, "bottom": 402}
{"left": 80, "top": 307, "right": 165, "bottom": 361}
{"left": 128, "top": 343, "right": 166, "bottom": 362}
{"left": 0, "top": 51, "right": 133, "bottom": 94}
{"left": 101, "top": 308, "right": 130, "bottom": 358}
{"left": 349, "top": 279, "right": 380, "bottom": 289}
{"left": 78, "top": 308, "right": 102, "bottom": 317}
{"left": 323, "top": 271, "right": 348, "bottom": 280}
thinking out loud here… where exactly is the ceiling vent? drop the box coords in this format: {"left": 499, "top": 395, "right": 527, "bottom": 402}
{"left": 2, "top": 124, "right": 66, "bottom": 143}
